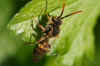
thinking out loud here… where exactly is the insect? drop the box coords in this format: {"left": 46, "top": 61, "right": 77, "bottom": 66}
{"left": 32, "top": 1, "right": 82, "bottom": 62}
{"left": 37, "top": 3, "right": 82, "bottom": 43}
{"left": 33, "top": 37, "right": 50, "bottom": 62}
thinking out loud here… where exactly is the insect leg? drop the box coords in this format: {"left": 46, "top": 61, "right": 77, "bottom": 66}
{"left": 47, "top": 14, "right": 51, "bottom": 21}
{"left": 37, "top": 24, "right": 46, "bottom": 32}
{"left": 37, "top": 36, "right": 46, "bottom": 43}
{"left": 48, "top": 27, "right": 53, "bottom": 37}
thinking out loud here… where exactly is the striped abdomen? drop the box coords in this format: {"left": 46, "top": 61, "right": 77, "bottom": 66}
{"left": 33, "top": 42, "right": 50, "bottom": 62}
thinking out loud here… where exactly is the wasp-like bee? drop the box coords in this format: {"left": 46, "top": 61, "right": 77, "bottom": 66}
{"left": 37, "top": 3, "right": 82, "bottom": 42}
{"left": 33, "top": 37, "right": 50, "bottom": 62}
{"left": 32, "top": 1, "right": 82, "bottom": 62}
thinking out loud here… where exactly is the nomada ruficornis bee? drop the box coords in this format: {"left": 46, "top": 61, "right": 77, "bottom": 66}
{"left": 37, "top": 4, "right": 82, "bottom": 43}
{"left": 29, "top": 1, "right": 82, "bottom": 62}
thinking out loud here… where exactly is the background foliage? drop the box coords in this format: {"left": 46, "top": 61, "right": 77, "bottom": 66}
{"left": 0, "top": 0, "right": 100, "bottom": 66}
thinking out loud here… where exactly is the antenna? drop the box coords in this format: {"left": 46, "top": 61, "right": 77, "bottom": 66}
{"left": 61, "top": 10, "right": 82, "bottom": 19}
{"left": 58, "top": 3, "right": 65, "bottom": 18}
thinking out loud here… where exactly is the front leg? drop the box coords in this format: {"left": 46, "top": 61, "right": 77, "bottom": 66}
{"left": 47, "top": 14, "right": 54, "bottom": 24}
{"left": 31, "top": 18, "right": 45, "bottom": 34}
{"left": 38, "top": 24, "right": 46, "bottom": 32}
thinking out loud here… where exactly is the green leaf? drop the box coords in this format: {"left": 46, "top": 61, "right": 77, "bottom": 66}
{"left": 8, "top": 0, "right": 63, "bottom": 42}
{"left": 8, "top": 0, "right": 100, "bottom": 66}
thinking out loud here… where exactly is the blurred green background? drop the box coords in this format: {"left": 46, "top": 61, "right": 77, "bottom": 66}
{"left": 0, "top": 0, "right": 100, "bottom": 66}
